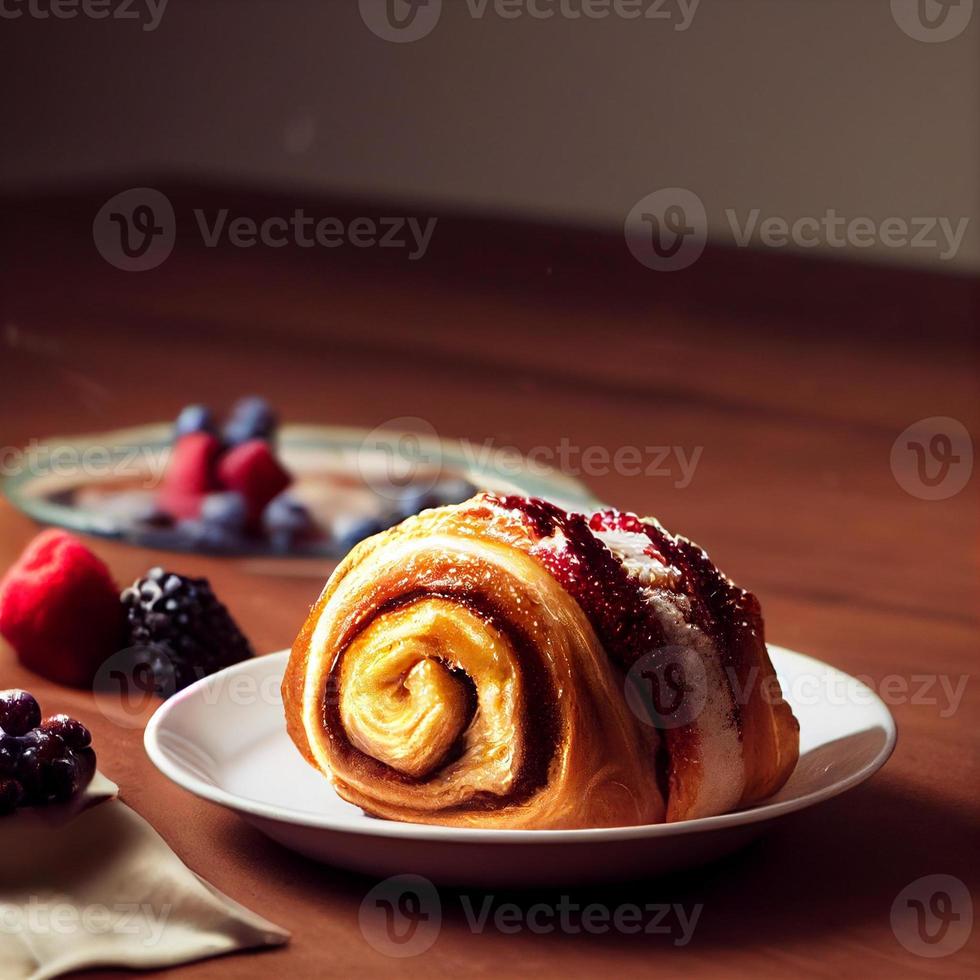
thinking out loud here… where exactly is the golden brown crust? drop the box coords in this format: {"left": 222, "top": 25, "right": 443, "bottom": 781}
{"left": 282, "top": 495, "right": 799, "bottom": 828}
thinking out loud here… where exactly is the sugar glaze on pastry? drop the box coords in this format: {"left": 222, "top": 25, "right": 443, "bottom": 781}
{"left": 282, "top": 494, "right": 799, "bottom": 829}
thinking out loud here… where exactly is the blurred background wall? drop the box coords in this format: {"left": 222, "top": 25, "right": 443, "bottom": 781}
{"left": 1, "top": 0, "right": 977, "bottom": 271}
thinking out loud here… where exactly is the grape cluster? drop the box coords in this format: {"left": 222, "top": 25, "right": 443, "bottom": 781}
{"left": 0, "top": 689, "right": 95, "bottom": 815}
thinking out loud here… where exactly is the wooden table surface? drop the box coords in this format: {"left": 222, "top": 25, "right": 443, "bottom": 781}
{"left": 0, "top": 189, "right": 977, "bottom": 978}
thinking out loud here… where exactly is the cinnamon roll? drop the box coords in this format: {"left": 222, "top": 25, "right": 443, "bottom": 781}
{"left": 282, "top": 494, "right": 798, "bottom": 829}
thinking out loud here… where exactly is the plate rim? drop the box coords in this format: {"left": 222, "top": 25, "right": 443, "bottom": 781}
{"left": 0, "top": 422, "right": 601, "bottom": 544}
{"left": 144, "top": 645, "right": 897, "bottom": 844}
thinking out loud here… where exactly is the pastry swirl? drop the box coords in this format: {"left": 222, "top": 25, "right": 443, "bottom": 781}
{"left": 283, "top": 494, "right": 798, "bottom": 829}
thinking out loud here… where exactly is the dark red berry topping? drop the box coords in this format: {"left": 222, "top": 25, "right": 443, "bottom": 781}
{"left": 0, "top": 689, "right": 96, "bottom": 813}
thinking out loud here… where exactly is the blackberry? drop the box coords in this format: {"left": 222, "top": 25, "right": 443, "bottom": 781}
{"left": 121, "top": 568, "right": 253, "bottom": 695}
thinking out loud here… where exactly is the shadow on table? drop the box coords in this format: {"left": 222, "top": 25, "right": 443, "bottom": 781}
{"left": 222, "top": 775, "right": 975, "bottom": 957}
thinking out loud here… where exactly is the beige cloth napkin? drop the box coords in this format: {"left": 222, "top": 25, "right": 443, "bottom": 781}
{"left": 0, "top": 773, "right": 288, "bottom": 980}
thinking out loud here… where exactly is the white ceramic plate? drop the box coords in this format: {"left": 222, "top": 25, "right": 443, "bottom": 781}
{"left": 145, "top": 647, "right": 895, "bottom": 886}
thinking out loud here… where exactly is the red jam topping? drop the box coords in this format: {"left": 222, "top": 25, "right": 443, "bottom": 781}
{"left": 484, "top": 495, "right": 668, "bottom": 667}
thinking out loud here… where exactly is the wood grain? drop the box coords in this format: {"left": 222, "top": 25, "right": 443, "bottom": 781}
{"left": 0, "top": 188, "right": 976, "bottom": 978}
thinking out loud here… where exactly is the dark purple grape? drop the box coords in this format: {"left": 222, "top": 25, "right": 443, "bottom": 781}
{"left": 40, "top": 714, "right": 92, "bottom": 749}
{"left": 0, "top": 690, "right": 41, "bottom": 736}
{"left": 0, "top": 778, "right": 24, "bottom": 815}
{"left": 16, "top": 747, "right": 45, "bottom": 803}
{"left": 0, "top": 734, "right": 20, "bottom": 776}
{"left": 73, "top": 747, "right": 96, "bottom": 792}
{"left": 44, "top": 757, "right": 79, "bottom": 803}
{"left": 0, "top": 692, "right": 96, "bottom": 812}
{"left": 21, "top": 729, "right": 65, "bottom": 763}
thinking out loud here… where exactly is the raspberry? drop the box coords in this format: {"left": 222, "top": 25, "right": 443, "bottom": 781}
{"left": 217, "top": 439, "right": 292, "bottom": 524}
{"left": 0, "top": 531, "right": 125, "bottom": 686}
{"left": 157, "top": 432, "right": 221, "bottom": 520}
{"left": 121, "top": 568, "right": 253, "bottom": 695}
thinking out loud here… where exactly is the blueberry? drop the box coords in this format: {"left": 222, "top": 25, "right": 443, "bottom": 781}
{"left": 0, "top": 690, "right": 41, "bottom": 736}
{"left": 223, "top": 396, "right": 277, "bottom": 446}
{"left": 175, "top": 404, "right": 215, "bottom": 439}
{"left": 40, "top": 715, "right": 91, "bottom": 750}
{"left": 331, "top": 514, "right": 384, "bottom": 552}
{"left": 263, "top": 494, "right": 314, "bottom": 552}
{"left": 175, "top": 520, "right": 243, "bottom": 553}
{"left": 201, "top": 492, "right": 248, "bottom": 530}
{"left": 396, "top": 487, "right": 439, "bottom": 520}
{"left": 431, "top": 478, "right": 476, "bottom": 507}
